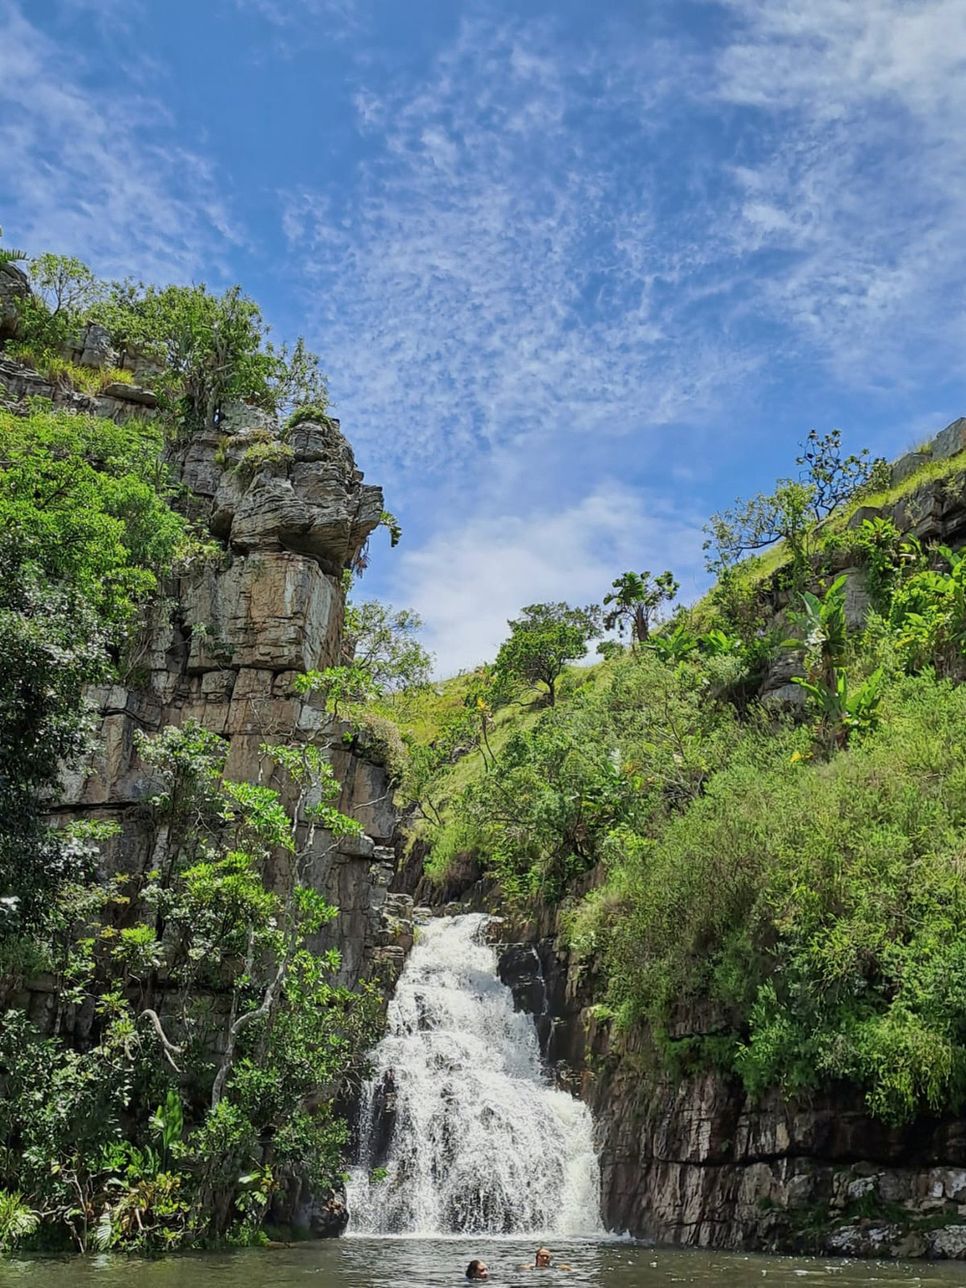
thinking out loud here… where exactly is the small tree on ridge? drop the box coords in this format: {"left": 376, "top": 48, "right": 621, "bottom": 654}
{"left": 494, "top": 602, "right": 600, "bottom": 706}
{"left": 603, "top": 570, "right": 678, "bottom": 645}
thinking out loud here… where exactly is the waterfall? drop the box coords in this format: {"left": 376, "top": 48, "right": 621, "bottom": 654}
{"left": 347, "top": 913, "right": 602, "bottom": 1236}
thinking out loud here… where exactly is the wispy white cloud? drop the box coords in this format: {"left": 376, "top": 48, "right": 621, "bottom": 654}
{"left": 233, "top": 0, "right": 364, "bottom": 43}
{"left": 280, "top": 0, "right": 966, "bottom": 494}
{"left": 10, "top": 0, "right": 966, "bottom": 672}
{"left": 0, "top": 0, "right": 243, "bottom": 281}
{"left": 713, "top": 0, "right": 966, "bottom": 382}
{"left": 394, "top": 481, "right": 705, "bottom": 677}
{"left": 278, "top": 1, "right": 966, "bottom": 658}
{"left": 281, "top": 13, "right": 752, "bottom": 480}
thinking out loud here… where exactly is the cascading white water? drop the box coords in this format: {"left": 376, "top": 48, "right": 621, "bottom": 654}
{"left": 347, "top": 913, "right": 602, "bottom": 1237}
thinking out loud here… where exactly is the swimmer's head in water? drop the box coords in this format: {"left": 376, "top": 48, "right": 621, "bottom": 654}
{"left": 466, "top": 1259, "right": 489, "bottom": 1280}
{"left": 535, "top": 1248, "right": 552, "bottom": 1267}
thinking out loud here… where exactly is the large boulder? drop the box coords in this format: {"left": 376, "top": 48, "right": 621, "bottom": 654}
{"left": 205, "top": 416, "right": 384, "bottom": 575}
{"left": 181, "top": 551, "right": 344, "bottom": 674}
{"left": 70, "top": 322, "right": 118, "bottom": 369}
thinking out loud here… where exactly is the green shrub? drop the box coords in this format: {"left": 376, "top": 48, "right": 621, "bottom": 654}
{"left": 0, "top": 405, "right": 197, "bottom": 929}
{"left": 236, "top": 439, "right": 294, "bottom": 477}
{"left": 285, "top": 402, "right": 331, "bottom": 430}
{"left": 5, "top": 252, "right": 328, "bottom": 434}
{"left": 7, "top": 347, "right": 136, "bottom": 396}
{"left": 585, "top": 673, "right": 966, "bottom": 1123}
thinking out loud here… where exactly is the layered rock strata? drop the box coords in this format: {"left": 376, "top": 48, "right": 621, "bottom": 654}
{"left": 0, "top": 356, "right": 412, "bottom": 1026}
{"left": 494, "top": 921, "right": 966, "bottom": 1259}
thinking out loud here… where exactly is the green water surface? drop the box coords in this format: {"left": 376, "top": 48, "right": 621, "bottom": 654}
{"left": 1, "top": 1238, "right": 963, "bottom": 1287}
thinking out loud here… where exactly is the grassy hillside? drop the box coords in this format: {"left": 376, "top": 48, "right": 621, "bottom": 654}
{"left": 387, "top": 439, "right": 966, "bottom": 1127}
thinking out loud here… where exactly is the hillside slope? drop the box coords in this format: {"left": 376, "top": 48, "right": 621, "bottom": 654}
{"left": 387, "top": 418, "right": 966, "bottom": 1257}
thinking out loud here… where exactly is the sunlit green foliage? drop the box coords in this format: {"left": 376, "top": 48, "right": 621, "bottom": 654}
{"left": 0, "top": 254, "right": 393, "bottom": 1254}
{"left": 603, "top": 570, "right": 678, "bottom": 644}
{"left": 5, "top": 252, "right": 328, "bottom": 428}
{"left": 343, "top": 600, "right": 433, "bottom": 693}
{"left": 0, "top": 406, "right": 191, "bottom": 622}
{"left": 579, "top": 675, "right": 966, "bottom": 1125}
{"left": 0, "top": 722, "right": 376, "bottom": 1252}
{"left": 0, "top": 407, "right": 194, "bottom": 929}
{"left": 406, "top": 428, "right": 966, "bottom": 1130}
{"left": 494, "top": 601, "right": 601, "bottom": 706}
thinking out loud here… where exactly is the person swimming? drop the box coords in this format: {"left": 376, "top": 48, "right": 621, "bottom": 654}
{"left": 465, "top": 1259, "right": 489, "bottom": 1280}
{"left": 518, "top": 1247, "right": 572, "bottom": 1271}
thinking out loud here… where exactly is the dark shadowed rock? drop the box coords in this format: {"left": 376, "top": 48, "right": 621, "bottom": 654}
{"left": 0, "top": 262, "right": 28, "bottom": 342}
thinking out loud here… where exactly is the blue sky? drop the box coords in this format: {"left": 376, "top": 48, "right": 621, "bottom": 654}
{"left": 3, "top": 0, "right": 966, "bottom": 673}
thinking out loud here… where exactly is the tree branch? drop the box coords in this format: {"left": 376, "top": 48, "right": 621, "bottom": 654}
{"left": 141, "top": 1008, "right": 184, "bottom": 1072}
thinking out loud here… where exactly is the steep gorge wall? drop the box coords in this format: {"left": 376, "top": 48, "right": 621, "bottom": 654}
{"left": 0, "top": 353, "right": 413, "bottom": 1035}
{"left": 492, "top": 904, "right": 966, "bottom": 1261}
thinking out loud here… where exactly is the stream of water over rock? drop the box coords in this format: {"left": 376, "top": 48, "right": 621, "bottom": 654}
{"left": 347, "top": 913, "right": 602, "bottom": 1236}
{"left": 2, "top": 921, "right": 951, "bottom": 1283}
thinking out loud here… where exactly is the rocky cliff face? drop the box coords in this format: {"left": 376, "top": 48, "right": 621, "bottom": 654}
{"left": 0, "top": 355, "right": 413, "bottom": 1031}
{"left": 494, "top": 918, "right": 966, "bottom": 1260}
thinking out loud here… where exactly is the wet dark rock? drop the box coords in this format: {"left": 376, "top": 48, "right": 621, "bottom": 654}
{"left": 270, "top": 1176, "right": 349, "bottom": 1238}
{"left": 497, "top": 943, "right": 547, "bottom": 1018}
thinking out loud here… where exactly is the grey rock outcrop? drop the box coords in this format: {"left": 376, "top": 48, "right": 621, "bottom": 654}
{"left": 0, "top": 262, "right": 28, "bottom": 342}
{"left": 0, "top": 356, "right": 410, "bottom": 1007}
{"left": 69, "top": 321, "right": 118, "bottom": 369}
{"left": 0, "top": 352, "right": 157, "bottom": 420}
{"left": 491, "top": 904, "right": 966, "bottom": 1261}
{"left": 204, "top": 414, "right": 383, "bottom": 578}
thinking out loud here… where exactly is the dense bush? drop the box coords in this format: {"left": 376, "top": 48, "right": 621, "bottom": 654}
{"left": 0, "top": 261, "right": 384, "bottom": 1253}
{"left": 401, "top": 431, "right": 966, "bottom": 1127}
{"left": 577, "top": 674, "right": 966, "bottom": 1124}
{"left": 0, "top": 407, "right": 194, "bottom": 927}
{"left": 0, "top": 724, "right": 377, "bottom": 1252}
{"left": 6, "top": 253, "right": 328, "bottom": 430}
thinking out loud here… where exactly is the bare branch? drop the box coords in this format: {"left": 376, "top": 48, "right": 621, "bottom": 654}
{"left": 141, "top": 1008, "right": 184, "bottom": 1072}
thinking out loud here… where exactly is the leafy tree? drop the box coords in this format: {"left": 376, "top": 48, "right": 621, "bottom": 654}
{"left": 0, "top": 722, "right": 376, "bottom": 1251}
{"left": 457, "top": 719, "right": 629, "bottom": 901}
{"left": 28, "top": 253, "right": 99, "bottom": 319}
{"left": 494, "top": 602, "right": 600, "bottom": 706}
{"left": 343, "top": 600, "right": 433, "bottom": 692}
{"left": 0, "top": 407, "right": 193, "bottom": 928}
{"left": 704, "top": 479, "right": 815, "bottom": 587}
{"left": 89, "top": 280, "right": 330, "bottom": 429}
{"left": 267, "top": 334, "right": 329, "bottom": 415}
{"left": 796, "top": 428, "right": 885, "bottom": 521}
{"left": 596, "top": 639, "right": 624, "bottom": 660}
{"left": 704, "top": 430, "right": 884, "bottom": 593}
{"left": 603, "top": 570, "right": 678, "bottom": 644}
{"left": 14, "top": 253, "right": 101, "bottom": 355}
{"left": 5, "top": 252, "right": 329, "bottom": 431}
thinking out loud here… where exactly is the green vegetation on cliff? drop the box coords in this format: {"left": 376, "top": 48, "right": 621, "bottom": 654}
{"left": 397, "top": 428, "right": 966, "bottom": 1128}
{"left": 8, "top": 250, "right": 329, "bottom": 429}
{"left": 0, "top": 405, "right": 195, "bottom": 927}
{"left": 0, "top": 254, "right": 393, "bottom": 1253}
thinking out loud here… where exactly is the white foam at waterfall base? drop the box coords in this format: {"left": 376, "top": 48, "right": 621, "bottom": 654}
{"left": 347, "top": 913, "right": 603, "bottom": 1237}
